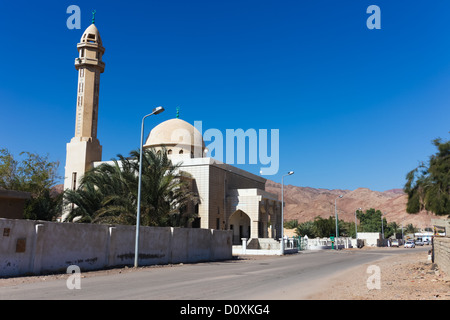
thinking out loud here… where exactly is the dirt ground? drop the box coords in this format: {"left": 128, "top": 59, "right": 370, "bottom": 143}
{"left": 309, "top": 248, "right": 450, "bottom": 300}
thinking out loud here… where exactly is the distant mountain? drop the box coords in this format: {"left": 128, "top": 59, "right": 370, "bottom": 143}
{"left": 383, "top": 188, "right": 405, "bottom": 195}
{"left": 265, "top": 180, "right": 436, "bottom": 229}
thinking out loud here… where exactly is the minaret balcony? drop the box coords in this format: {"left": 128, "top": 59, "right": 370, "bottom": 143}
{"left": 77, "top": 42, "right": 105, "bottom": 53}
{"left": 75, "top": 57, "right": 105, "bottom": 71}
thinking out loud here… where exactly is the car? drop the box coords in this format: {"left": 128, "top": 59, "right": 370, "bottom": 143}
{"left": 424, "top": 239, "right": 430, "bottom": 245}
{"left": 404, "top": 240, "right": 415, "bottom": 248}
{"left": 391, "top": 239, "right": 399, "bottom": 247}
{"left": 415, "top": 239, "right": 424, "bottom": 246}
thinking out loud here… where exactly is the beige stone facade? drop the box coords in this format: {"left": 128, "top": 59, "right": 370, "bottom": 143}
{"left": 142, "top": 119, "right": 282, "bottom": 244}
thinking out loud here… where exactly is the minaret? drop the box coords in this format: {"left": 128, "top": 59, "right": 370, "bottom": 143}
{"left": 63, "top": 14, "right": 105, "bottom": 208}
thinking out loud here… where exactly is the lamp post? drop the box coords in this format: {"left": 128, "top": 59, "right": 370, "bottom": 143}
{"left": 355, "top": 207, "right": 361, "bottom": 240}
{"left": 281, "top": 171, "right": 294, "bottom": 254}
{"left": 134, "top": 106, "right": 164, "bottom": 268}
{"left": 334, "top": 195, "right": 343, "bottom": 250}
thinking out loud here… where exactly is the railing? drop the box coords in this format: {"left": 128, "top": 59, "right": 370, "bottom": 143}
{"left": 297, "top": 237, "right": 356, "bottom": 250}
{"left": 283, "top": 237, "right": 298, "bottom": 249}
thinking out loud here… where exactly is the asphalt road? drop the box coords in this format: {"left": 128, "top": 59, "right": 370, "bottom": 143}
{"left": 0, "top": 247, "right": 428, "bottom": 300}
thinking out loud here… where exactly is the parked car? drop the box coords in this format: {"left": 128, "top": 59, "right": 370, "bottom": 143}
{"left": 424, "top": 239, "right": 430, "bottom": 245}
{"left": 415, "top": 239, "right": 424, "bottom": 246}
{"left": 404, "top": 239, "right": 415, "bottom": 248}
{"left": 391, "top": 239, "right": 399, "bottom": 247}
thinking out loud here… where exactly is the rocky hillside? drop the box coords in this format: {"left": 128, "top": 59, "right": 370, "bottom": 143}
{"left": 265, "top": 180, "right": 436, "bottom": 230}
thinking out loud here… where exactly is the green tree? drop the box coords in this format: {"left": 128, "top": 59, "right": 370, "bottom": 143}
{"left": 0, "top": 148, "right": 19, "bottom": 190}
{"left": 313, "top": 216, "right": 336, "bottom": 238}
{"left": 385, "top": 221, "right": 399, "bottom": 239}
{"left": 405, "top": 223, "right": 418, "bottom": 234}
{"left": 0, "top": 148, "right": 62, "bottom": 220}
{"left": 357, "top": 208, "right": 386, "bottom": 233}
{"left": 341, "top": 220, "right": 355, "bottom": 238}
{"left": 24, "top": 189, "right": 63, "bottom": 221}
{"left": 284, "top": 219, "right": 299, "bottom": 229}
{"left": 404, "top": 138, "right": 450, "bottom": 216}
{"left": 295, "top": 221, "right": 315, "bottom": 238}
{"left": 64, "top": 148, "right": 199, "bottom": 227}
{"left": 294, "top": 216, "right": 352, "bottom": 238}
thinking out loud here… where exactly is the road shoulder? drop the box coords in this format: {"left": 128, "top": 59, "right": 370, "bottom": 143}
{"left": 308, "top": 248, "right": 450, "bottom": 300}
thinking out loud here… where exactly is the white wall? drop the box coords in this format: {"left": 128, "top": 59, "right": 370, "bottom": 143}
{"left": 0, "top": 218, "right": 232, "bottom": 277}
{"left": 357, "top": 232, "right": 381, "bottom": 247}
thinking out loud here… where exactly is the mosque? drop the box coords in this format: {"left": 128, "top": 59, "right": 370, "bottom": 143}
{"left": 63, "top": 21, "right": 282, "bottom": 246}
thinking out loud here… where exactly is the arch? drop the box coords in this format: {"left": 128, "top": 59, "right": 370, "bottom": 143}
{"left": 228, "top": 209, "right": 251, "bottom": 245}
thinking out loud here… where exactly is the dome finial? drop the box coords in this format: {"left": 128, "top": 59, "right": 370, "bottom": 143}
{"left": 92, "top": 10, "right": 96, "bottom": 24}
{"left": 176, "top": 106, "right": 180, "bottom": 119}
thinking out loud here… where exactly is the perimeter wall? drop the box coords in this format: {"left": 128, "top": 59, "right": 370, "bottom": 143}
{"left": 434, "top": 237, "right": 450, "bottom": 276}
{"left": 0, "top": 218, "right": 232, "bottom": 277}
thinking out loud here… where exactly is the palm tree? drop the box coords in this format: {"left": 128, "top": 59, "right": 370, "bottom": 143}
{"left": 63, "top": 148, "right": 200, "bottom": 227}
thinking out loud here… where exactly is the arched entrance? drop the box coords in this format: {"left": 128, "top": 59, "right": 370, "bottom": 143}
{"left": 228, "top": 210, "right": 251, "bottom": 245}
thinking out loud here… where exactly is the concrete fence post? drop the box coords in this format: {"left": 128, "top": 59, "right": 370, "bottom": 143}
{"left": 106, "top": 227, "right": 116, "bottom": 267}
{"left": 169, "top": 227, "right": 174, "bottom": 264}
{"left": 31, "top": 224, "right": 45, "bottom": 275}
{"left": 241, "top": 238, "right": 247, "bottom": 254}
{"left": 210, "top": 229, "right": 214, "bottom": 260}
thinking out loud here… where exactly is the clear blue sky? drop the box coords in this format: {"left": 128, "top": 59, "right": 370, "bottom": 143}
{"left": 0, "top": 0, "right": 449, "bottom": 192}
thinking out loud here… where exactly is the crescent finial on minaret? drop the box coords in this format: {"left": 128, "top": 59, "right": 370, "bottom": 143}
{"left": 92, "top": 10, "right": 97, "bottom": 24}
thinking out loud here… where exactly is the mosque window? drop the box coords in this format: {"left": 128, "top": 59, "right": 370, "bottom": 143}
{"left": 179, "top": 150, "right": 184, "bottom": 155}
{"left": 87, "top": 34, "right": 96, "bottom": 43}
{"left": 168, "top": 149, "right": 172, "bottom": 155}
{"left": 72, "top": 172, "right": 77, "bottom": 191}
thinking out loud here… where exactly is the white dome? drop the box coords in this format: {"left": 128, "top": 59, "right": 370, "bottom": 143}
{"left": 144, "top": 118, "right": 205, "bottom": 158}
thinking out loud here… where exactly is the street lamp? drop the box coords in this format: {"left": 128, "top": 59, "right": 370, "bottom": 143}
{"left": 355, "top": 207, "right": 362, "bottom": 240}
{"left": 281, "top": 171, "right": 294, "bottom": 254}
{"left": 134, "top": 106, "right": 164, "bottom": 268}
{"left": 334, "top": 195, "right": 343, "bottom": 250}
